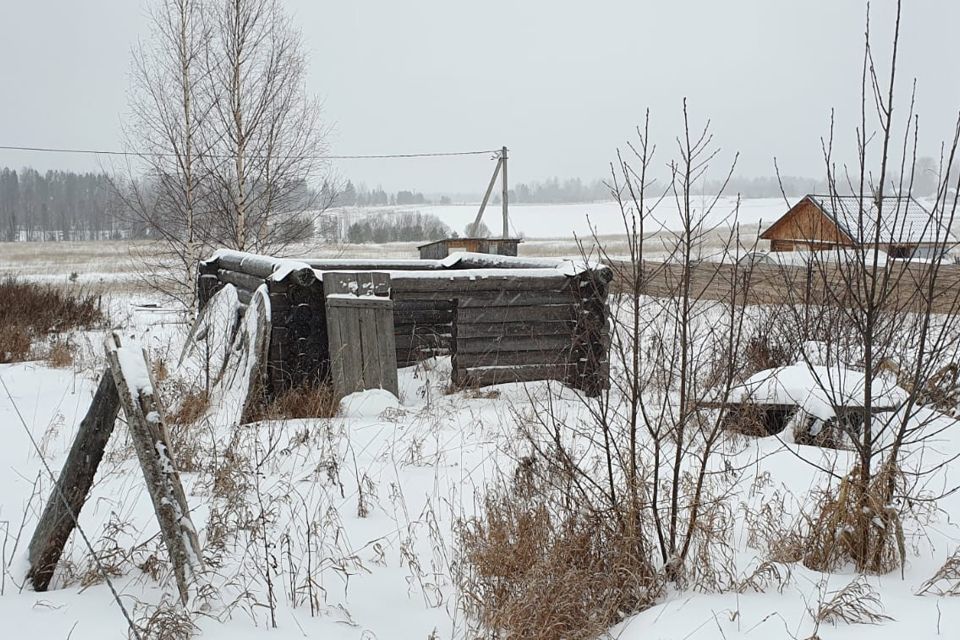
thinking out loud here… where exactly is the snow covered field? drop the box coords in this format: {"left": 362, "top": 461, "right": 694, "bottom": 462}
{"left": 329, "top": 196, "right": 782, "bottom": 241}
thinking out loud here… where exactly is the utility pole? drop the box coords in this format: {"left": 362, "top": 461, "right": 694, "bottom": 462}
{"left": 501, "top": 146, "right": 509, "bottom": 238}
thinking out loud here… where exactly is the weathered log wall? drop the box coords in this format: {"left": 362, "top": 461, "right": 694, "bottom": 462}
{"left": 199, "top": 252, "right": 613, "bottom": 395}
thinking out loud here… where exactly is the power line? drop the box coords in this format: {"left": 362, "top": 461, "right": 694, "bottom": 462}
{"left": 0, "top": 143, "right": 501, "bottom": 161}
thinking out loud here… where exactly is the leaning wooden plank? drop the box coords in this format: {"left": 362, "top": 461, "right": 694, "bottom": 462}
{"left": 105, "top": 333, "right": 204, "bottom": 605}
{"left": 178, "top": 283, "right": 241, "bottom": 390}
{"left": 454, "top": 364, "right": 575, "bottom": 387}
{"left": 26, "top": 369, "right": 121, "bottom": 592}
{"left": 218, "top": 286, "right": 273, "bottom": 425}
{"left": 379, "top": 304, "right": 400, "bottom": 394}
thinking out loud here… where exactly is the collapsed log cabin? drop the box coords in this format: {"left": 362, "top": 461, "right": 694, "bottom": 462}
{"left": 197, "top": 250, "right": 612, "bottom": 397}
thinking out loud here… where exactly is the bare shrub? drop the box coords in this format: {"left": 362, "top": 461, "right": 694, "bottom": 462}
{"left": 457, "top": 477, "right": 660, "bottom": 640}
{"left": 0, "top": 277, "right": 103, "bottom": 332}
{"left": 735, "top": 560, "right": 792, "bottom": 594}
{"left": 0, "top": 277, "right": 103, "bottom": 363}
{"left": 811, "top": 575, "right": 893, "bottom": 627}
{"left": 168, "top": 390, "right": 210, "bottom": 426}
{"left": 46, "top": 340, "right": 76, "bottom": 368}
{"left": 916, "top": 546, "right": 960, "bottom": 596}
{"left": 133, "top": 596, "right": 198, "bottom": 640}
{"left": 248, "top": 383, "right": 339, "bottom": 421}
{"left": 0, "top": 325, "right": 32, "bottom": 363}
{"left": 800, "top": 463, "right": 906, "bottom": 574}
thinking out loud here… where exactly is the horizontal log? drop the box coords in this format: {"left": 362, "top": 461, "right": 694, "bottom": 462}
{"left": 218, "top": 268, "right": 266, "bottom": 292}
{"left": 457, "top": 291, "right": 580, "bottom": 307}
{"left": 216, "top": 253, "right": 282, "bottom": 279}
{"left": 454, "top": 364, "right": 575, "bottom": 387}
{"left": 323, "top": 271, "right": 391, "bottom": 296}
{"left": 396, "top": 333, "right": 449, "bottom": 350}
{"left": 454, "top": 349, "right": 567, "bottom": 368}
{"left": 394, "top": 309, "right": 453, "bottom": 325}
{"left": 458, "top": 305, "right": 578, "bottom": 324}
{"left": 393, "top": 299, "right": 456, "bottom": 312}
{"left": 391, "top": 273, "right": 571, "bottom": 293}
{"left": 326, "top": 296, "right": 393, "bottom": 310}
{"left": 306, "top": 259, "right": 446, "bottom": 271}
{"left": 455, "top": 335, "right": 574, "bottom": 353}
{"left": 391, "top": 291, "right": 458, "bottom": 302}
{"left": 455, "top": 321, "right": 573, "bottom": 338}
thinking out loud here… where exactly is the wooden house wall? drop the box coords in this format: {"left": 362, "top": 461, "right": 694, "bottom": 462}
{"left": 762, "top": 199, "right": 854, "bottom": 250}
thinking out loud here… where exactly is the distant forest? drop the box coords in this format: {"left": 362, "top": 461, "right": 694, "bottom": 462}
{"left": 2, "top": 164, "right": 943, "bottom": 243}
{"left": 0, "top": 168, "right": 126, "bottom": 241}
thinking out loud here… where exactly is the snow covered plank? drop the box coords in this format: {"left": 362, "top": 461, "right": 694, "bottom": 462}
{"left": 105, "top": 333, "right": 203, "bottom": 605}
{"left": 27, "top": 369, "right": 121, "bottom": 591}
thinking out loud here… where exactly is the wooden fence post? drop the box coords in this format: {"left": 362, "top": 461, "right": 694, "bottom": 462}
{"left": 105, "top": 333, "right": 203, "bottom": 605}
{"left": 26, "top": 369, "right": 121, "bottom": 591}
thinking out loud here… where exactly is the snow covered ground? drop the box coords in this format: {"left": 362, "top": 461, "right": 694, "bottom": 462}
{"left": 0, "top": 296, "right": 958, "bottom": 639}
{"left": 2, "top": 207, "right": 960, "bottom": 638}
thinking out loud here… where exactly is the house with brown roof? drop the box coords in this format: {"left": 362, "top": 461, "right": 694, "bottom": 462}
{"left": 760, "top": 194, "right": 957, "bottom": 260}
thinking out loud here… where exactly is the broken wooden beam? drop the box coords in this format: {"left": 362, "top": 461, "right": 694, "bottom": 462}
{"left": 105, "top": 334, "right": 203, "bottom": 605}
{"left": 26, "top": 369, "right": 121, "bottom": 591}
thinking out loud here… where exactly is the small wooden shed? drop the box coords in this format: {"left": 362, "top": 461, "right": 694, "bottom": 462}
{"left": 417, "top": 237, "right": 521, "bottom": 260}
{"left": 760, "top": 194, "right": 956, "bottom": 259}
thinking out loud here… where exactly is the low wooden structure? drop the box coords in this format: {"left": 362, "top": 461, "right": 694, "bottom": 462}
{"left": 417, "top": 237, "right": 521, "bottom": 260}
{"left": 760, "top": 194, "right": 957, "bottom": 259}
{"left": 198, "top": 251, "right": 612, "bottom": 396}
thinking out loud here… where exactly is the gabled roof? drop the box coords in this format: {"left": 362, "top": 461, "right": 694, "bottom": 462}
{"left": 763, "top": 194, "right": 958, "bottom": 246}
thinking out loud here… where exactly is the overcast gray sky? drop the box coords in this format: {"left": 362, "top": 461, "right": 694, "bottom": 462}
{"left": 1, "top": 0, "right": 958, "bottom": 193}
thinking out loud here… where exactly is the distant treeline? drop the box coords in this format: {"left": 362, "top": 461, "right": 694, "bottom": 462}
{"left": 345, "top": 211, "right": 451, "bottom": 244}
{"left": 329, "top": 180, "right": 451, "bottom": 208}
{"left": 0, "top": 168, "right": 128, "bottom": 241}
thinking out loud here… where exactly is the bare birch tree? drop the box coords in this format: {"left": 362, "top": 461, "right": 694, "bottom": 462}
{"left": 204, "top": 0, "right": 328, "bottom": 255}
{"left": 120, "top": 0, "right": 213, "bottom": 308}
